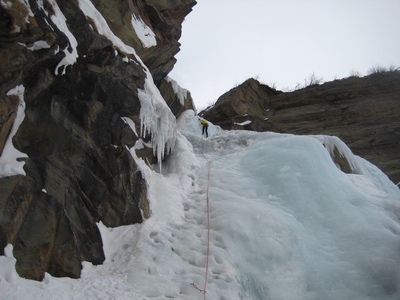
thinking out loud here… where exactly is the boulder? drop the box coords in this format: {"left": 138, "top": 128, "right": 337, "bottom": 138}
{"left": 201, "top": 78, "right": 281, "bottom": 131}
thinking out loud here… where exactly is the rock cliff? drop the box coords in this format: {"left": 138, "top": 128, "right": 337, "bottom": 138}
{"left": 200, "top": 73, "right": 400, "bottom": 185}
{"left": 0, "top": 0, "right": 195, "bottom": 280}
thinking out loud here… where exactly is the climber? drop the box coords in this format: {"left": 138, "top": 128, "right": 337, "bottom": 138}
{"left": 199, "top": 117, "right": 209, "bottom": 138}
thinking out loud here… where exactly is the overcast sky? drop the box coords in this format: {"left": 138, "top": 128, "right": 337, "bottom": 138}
{"left": 169, "top": 0, "right": 400, "bottom": 110}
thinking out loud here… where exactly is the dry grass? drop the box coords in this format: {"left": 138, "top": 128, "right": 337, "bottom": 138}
{"left": 1, "top": 0, "right": 29, "bottom": 32}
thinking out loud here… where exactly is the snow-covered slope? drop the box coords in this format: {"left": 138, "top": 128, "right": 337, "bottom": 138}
{"left": 1, "top": 110, "right": 399, "bottom": 300}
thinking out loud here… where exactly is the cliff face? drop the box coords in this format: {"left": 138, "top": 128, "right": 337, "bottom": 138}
{"left": 201, "top": 73, "right": 400, "bottom": 185}
{"left": 0, "top": 0, "right": 195, "bottom": 280}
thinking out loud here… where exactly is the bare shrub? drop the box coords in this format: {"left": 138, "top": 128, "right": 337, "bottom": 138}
{"left": 368, "top": 65, "right": 387, "bottom": 74}
{"left": 368, "top": 64, "right": 400, "bottom": 75}
{"left": 304, "top": 72, "right": 323, "bottom": 87}
{"left": 388, "top": 64, "right": 400, "bottom": 72}
{"left": 349, "top": 69, "right": 361, "bottom": 78}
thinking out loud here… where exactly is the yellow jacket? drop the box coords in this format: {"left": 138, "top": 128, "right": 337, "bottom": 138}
{"left": 200, "top": 119, "right": 208, "bottom": 126}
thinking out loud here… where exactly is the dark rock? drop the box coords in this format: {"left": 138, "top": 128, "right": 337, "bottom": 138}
{"left": 0, "top": 175, "right": 35, "bottom": 247}
{"left": 201, "top": 73, "right": 400, "bottom": 185}
{"left": 0, "top": 94, "right": 19, "bottom": 155}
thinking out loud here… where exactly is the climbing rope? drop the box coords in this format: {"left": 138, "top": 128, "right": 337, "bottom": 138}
{"left": 191, "top": 150, "right": 211, "bottom": 299}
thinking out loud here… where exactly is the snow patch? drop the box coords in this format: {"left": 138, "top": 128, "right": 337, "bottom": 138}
{"left": 44, "top": 0, "right": 78, "bottom": 75}
{"left": 121, "top": 116, "right": 138, "bottom": 137}
{"left": 0, "top": 245, "right": 18, "bottom": 284}
{"left": 26, "top": 40, "right": 51, "bottom": 51}
{"left": 79, "top": 0, "right": 137, "bottom": 56}
{"left": 0, "top": 0, "right": 12, "bottom": 9}
{"left": 131, "top": 14, "right": 157, "bottom": 48}
{"left": 234, "top": 120, "right": 252, "bottom": 126}
{"left": 0, "top": 85, "right": 28, "bottom": 178}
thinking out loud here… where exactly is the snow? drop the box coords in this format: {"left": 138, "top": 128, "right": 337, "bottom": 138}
{"left": 0, "top": 0, "right": 12, "bottom": 9}
{"left": 27, "top": 40, "right": 51, "bottom": 51}
{"left": 0, "top": 85, "right": 28, "bottom": 177}
{"left": 78, "top": 0, "right": 137, "bottom": 56}
{"left": 1, "top": 109, "right": 399, "bottom": 299}
{"left": 18, "top": 40, "right": 52, "bottom": 51}
{"left": 121, "top": 116, "right": 138, "bottom": 137}
{"left": 166, "top": 76, "right": 189, "bottom": 106}
{"left": 234, "top": 120, "right": 252, "bottom": 126}
{"left": 131, "top": 14, "right": 157, "bottom": 48}
{"left": 44, "top": 0, "right": 78, "bottom": 75}
{"left": 0, "top": 245, "right": 18, "bottom": 284}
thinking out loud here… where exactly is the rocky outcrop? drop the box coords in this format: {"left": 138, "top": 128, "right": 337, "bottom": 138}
{"left": 0, "top": 0, "right": 195, "bottom": 280}
{"left": 90, "top": 0, "right": 196, "bottom": 84}
{"left": 201, "top": 73, "right": 400, "bottom": 185}
{"left": 159, "top": 76, "right": 195, "bottom": 118}
{"left": 201, "top": 78, "right": 282, "bottom": 131}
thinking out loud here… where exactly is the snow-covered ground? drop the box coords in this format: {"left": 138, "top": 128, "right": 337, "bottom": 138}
{"left": 1, "top": 110, "right": 400, "bottom": 300}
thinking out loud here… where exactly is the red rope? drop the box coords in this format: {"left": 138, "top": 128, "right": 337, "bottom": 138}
{"left": 192, "top": 152, "right": 211, "bottom": 299}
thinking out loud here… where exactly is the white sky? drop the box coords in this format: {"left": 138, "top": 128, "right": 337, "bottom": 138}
{"left": 169, "top": 0, "right": 400, "bottom": 109}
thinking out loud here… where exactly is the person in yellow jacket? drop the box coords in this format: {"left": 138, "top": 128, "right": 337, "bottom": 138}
{"left": 199, "top": 118, "right": 209, "bottom": 138}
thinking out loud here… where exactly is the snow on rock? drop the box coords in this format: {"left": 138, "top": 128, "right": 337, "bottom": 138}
{"left": 166, "top": 76, "right": 188, "bottom": 106}
{"left": 44, "top": 0, "right": 78, "bottom": 75}
{"left": 0, "top": 0, "right": 12, "bottom": 9}
{"left": 121, "top": 117, "right": 138, "bottom": 137}
{"left": 234, "top": 120, "right": 252, "bottom": 126}
{"left": 131, "top": 14, "right": 157, "bottom": 48}
{"left": 79, "top": 0, "right": 177, "bottom": 169}
{"left": 79, "top": 0, "right": 136, "bottom": 56}
{"left": 313, "top": 135, "right": 364, "bottom": 173}
{"left": 18, "top": 40, "right": 52, "bottom": 51}
{"left": 26, "top": 40, "right": 52, "bottom": 51}
{"left": 0, "top": 85, "right": 28, "bottom": 177}
{"left": 312, "top": 135, "right": 399, "bottom": 194}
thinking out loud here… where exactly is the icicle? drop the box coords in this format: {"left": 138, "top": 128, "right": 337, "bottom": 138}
{"left": 138, "top": 75, "right": 177, "bottom": 171}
